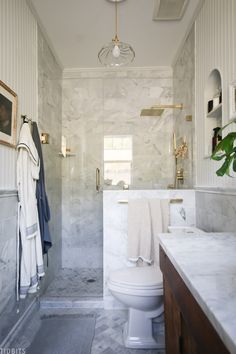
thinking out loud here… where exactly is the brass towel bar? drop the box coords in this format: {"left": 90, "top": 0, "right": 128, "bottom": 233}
{"left": 117, "top": 198, "right": 183, "bottom": 204}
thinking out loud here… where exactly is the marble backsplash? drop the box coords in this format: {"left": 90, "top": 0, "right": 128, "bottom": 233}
{"left": 62, "top": 67, "right": 176, "bottom": 269}
{"left": 196, "top": 191, "right": 236, "bottom": 232}
{"left": 103, "top": 189, "right": 196, "bottom": 309}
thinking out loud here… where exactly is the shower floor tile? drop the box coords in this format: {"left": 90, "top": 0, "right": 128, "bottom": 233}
{"left": 42, "top": 268, "right": 103, "bottom": 299}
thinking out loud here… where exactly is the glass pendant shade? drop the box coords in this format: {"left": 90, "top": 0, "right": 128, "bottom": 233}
{"left": 98, "top": 0, "right": 135, "bottom": 67}
{"left": 98, "top": 40, "right": 135, "bottom": 67}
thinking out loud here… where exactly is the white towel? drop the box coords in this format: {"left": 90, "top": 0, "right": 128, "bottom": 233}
{"left": 149, "top": 199, "right": 170, "bottom": 263}
{"left": 149, "top": 199, "right": 169, "bottom": 236}
{"left": 127, "top": 198, "right": 170, "bottom": 265}
{"left": 127, "top": 199, "right": 152, "bottom": 264}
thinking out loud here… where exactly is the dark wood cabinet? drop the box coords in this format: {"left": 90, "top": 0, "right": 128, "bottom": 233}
{"left": 160, "top": 246, "right": 230, "bottom": 354}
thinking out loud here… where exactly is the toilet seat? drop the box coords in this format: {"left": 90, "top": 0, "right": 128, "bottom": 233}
{"left": 108, "top": 266, "right": 163, "bottom": 296}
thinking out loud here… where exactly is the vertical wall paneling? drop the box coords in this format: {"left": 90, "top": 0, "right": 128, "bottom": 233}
{"left": 0, "top": 0, "right": 37, "bottom": 189}
{"left": 195, "top": 0, "right": 236, "bottom": 188}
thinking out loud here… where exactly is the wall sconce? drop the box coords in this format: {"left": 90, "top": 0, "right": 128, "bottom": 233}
{"left": 40, "top": 133, "right": 49, "bottom": 144}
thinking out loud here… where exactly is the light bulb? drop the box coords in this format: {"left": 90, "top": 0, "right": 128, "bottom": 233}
{"left": 112, "top": 44, "right": 120, "bottom": 58}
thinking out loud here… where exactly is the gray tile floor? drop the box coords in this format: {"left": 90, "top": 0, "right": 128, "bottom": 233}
{"left": 10, "top": 308, "right": 165, "bottom": 354}
{"left": 8, "top": 268, "right": 165, "bottom": 353}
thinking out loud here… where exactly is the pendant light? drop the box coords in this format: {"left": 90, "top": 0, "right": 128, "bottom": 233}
{"left": 98, "top": 0, "right": 135, "bottom": 67}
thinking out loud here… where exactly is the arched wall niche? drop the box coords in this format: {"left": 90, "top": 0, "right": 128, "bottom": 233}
{"left": 204, "top": 68, "right": 222, "bottom": 156}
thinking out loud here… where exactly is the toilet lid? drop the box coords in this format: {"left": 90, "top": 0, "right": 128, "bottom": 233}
{"left": 109, "top": 266, "right": 163, "bottom": 289}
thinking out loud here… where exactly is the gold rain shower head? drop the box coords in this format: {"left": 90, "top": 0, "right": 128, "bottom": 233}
{"left": 140, "top": 104, "right": 183, "bottom": 117}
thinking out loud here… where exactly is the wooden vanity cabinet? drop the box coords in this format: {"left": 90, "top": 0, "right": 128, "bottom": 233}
{"left": 159, "top": 246, "right": 230, "bottom": 354}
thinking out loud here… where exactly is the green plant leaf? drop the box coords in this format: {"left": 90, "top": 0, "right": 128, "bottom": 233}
{"left": 220, "top": 134, "right": 235, "bottom": 154}
{"left": 211, "top": 119, "right": 236, "bottom": 177}
{"left": 216, "top": 160, "right": 229, "bottom": 176}
{"left": 211, "top": 153, "right": 226, "bottom": 161}
{"left": 216, "top": 156, "right": 233, "bottom": 176}
{"left": 226, "top": 155, "right": 235, "bottom": 176}
{"left": 233, "top": 156, "right": 236, "bottom": 172}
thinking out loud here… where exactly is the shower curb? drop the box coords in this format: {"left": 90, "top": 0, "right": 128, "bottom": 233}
{"left": 40, "top": 298, "right": 104, "bottom": 309}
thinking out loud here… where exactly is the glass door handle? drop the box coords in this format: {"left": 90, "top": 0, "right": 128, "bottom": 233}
{"left": 96, "top": 168, "right": 101, "bottom": 192}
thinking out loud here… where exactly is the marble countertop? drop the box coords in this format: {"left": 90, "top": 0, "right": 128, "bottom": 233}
{"left": 158, "top": 232, "right": 236, "bottom": 354}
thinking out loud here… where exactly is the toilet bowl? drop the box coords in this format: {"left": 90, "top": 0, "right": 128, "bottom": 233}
{"left": 108, "top": 266, "right": 164, "bottom": 349}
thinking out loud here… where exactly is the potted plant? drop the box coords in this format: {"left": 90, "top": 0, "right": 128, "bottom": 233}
{"left": 211, "top": 118, "right": 236, "bottom": 176}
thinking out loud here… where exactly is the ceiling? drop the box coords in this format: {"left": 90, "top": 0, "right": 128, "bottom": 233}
{"left": 29, "top": 0, "right": 202, "bottom": 69}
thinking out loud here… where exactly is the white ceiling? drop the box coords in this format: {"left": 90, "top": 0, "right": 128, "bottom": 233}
{"left": 29, "top": 0, "right": 202, "bottom": 69}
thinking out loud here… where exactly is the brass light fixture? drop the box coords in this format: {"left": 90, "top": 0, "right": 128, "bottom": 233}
{"left": 40, "top": 133, "right": 49, "bottom": 144}
{"left": 98, "top": 0, "right": 135, "bottom": 67}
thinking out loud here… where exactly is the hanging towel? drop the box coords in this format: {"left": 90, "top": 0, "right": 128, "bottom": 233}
{"left": 17, "top": 123, "right": 45, "bottom": 299}
{"left": 32, "top": 122, "right": 52, "bottom": 254}
{"left": 148, "top": 198, "right": 170, "bottom": 263}
{"left": 148, "top": 199, "right": 169, "bottom": 236}
{"left": 127, "top": 199, "right": 152, "bottom": 264}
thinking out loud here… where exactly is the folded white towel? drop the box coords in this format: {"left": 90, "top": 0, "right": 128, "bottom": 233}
{"left": 127, "top": 199, "right": 152, "bottom": 264}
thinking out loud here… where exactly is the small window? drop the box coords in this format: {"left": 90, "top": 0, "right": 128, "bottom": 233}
{"left": 104, "top": 135, "right": 132, "bottom": 187}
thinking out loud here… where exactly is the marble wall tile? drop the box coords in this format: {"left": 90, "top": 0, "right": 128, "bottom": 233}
{"left": 173, "top": 26, "right": 195, "bottom": 188}
{"left": 103, "top": 190, "right": 196, "bottom": 309}
{"left": 38, "top": 27, "right": 63, "bottom": 289}
{"left": 196, "top": 191, "right": 236, "bottom": 232}
{"left": 62, "top": 68, "right": 176, "bottom": 270}
{"left": 0, "top": 193, "right": 17, "bottom": 316}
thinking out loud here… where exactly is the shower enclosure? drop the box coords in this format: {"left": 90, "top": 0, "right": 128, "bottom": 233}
{"left": 43, "top": 69, "right": 176, "bottom": 302}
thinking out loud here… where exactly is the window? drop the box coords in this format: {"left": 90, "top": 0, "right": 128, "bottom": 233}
{"left": 104, "top": 135, "right": 132, "bottom": 186}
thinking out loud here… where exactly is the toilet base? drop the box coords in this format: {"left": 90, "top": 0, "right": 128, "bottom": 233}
{"left": 123, "top": 307, "right": 164, "bottom": 349}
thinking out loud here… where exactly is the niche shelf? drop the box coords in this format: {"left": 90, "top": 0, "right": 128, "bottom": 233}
{"left": 206, "top": 103, "right": 222, "bottom": 118}
{"left": 204, "top": 69, "right": 222, "bottom": 157}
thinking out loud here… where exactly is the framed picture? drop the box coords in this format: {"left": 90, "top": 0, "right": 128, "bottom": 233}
{"left": 0, "top": 80, "right": 17, "bottom": 148}
{"left": 229, "top": 81, "right": 236, "bottom": 120}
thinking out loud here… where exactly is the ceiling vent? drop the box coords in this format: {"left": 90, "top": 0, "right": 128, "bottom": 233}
{"left": 153, "top": 0, "right": 189, "bottom": 21}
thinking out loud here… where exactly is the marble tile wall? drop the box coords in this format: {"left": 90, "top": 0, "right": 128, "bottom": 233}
{"left": 173, "top": 26, "right": 195, "bottom": 188}
{"left": 196, "top": 191, "right": 236, "bottom": 232}
{"left": 103, "top": 189, "right": 196, "bottom": 309}
{"left": 37, "top": 27, "right": 63, "bottom": 290}
{"left": 0, "top": 192, "right": 17, "bottom": 317}
{"left": 62, "top": 68, "right": 175, "bottom": 269}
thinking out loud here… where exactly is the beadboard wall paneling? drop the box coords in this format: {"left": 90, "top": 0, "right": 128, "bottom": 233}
{"left": 195, "top": 0, "right": 236, "bottom": 188}
{"left": 0, "top": 0, "right": 37, "bottom": 189}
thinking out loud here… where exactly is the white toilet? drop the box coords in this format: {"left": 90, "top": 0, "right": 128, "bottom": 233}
{"left": 108, "top": 265, "right": 164, "bottom": 349}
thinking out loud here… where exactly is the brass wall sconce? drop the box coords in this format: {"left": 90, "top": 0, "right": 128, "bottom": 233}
{"left": 40, "top": 133, "right": 49, "bottom": 144}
